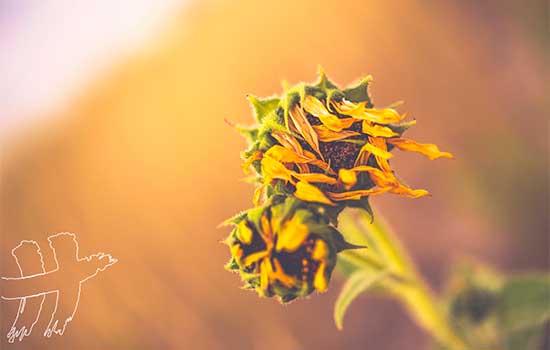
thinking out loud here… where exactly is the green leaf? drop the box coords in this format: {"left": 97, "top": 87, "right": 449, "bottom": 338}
{"left": 497, "top": 274, "right": 550, "bottom": 332}
{"left": 247, "top": 95, "right": 280, "bottom": 123}
{"left": 334, "top": 270, "right": 387, "bottom": 330}
{"left": 503, "top": 325, "right": 545, "bottom": 350}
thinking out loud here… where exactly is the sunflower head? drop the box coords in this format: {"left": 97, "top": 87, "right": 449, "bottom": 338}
{"left": 223, "top": 196, "right": 359, "bottom": 303}
{"left": 231, "top": 68, "right": 453, "bottom": 213}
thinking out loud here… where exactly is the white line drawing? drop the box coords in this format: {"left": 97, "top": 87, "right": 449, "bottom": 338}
{"left": 1, "top": 232, "right": 117, "bottom": 342}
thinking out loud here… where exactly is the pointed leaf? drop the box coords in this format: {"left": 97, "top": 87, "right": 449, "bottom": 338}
{"left": 334, "top": 270, "right": 388, "bottom": 329}
{"left": 497, "top": 275, "right": 550, "bottom": 332}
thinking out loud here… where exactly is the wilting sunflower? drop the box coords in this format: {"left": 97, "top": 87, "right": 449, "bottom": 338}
{"left": 223, "top": 196, "right": 359, "bottom": 303}
{"left": 230, "top": 68, "right": 452, "bottom": 212}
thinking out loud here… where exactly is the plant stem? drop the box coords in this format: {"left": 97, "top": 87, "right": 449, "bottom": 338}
{"left": 352, "top": 209, "right": 466, "bottom": 350}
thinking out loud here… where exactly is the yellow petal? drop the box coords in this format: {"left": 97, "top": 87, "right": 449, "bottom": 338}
{"left": 265, "top": 145, "right": 312, "bottom": 163}
{"left": 368, "top": 137, "right": 393, "bottom": 172}
{"left": 327, "top": 187, "right": 391, "bottom": 201}
{"left": 242, "top": 151, "right": 263, "bottom": 175}
{"left": 261, "top": 213, "right": 273, "bottom": 241}
{"left": 303, "top": 151, "right": 337, "bottom": 176}
{"left": 313, "top": 262, "right": 328, "bottom": 292}
{"left": 391, "top": 184, "right": 431, "bottom": 198}
{"left": 276, "top": 214, "right": 310, "bottom": 252}
{"left": 237, "top": 220, "right": 254, "bottom": 245}
{"left": 260, "top": 258, "right": 271, "bottom": 292}
{"left": 261, "top": 156, "right": 294, "bottom": 183}
{"left": 338, "top": 168, "right": 358, "bottom": 189}
{"left": 351, "top": 165, "right": 398, "bottom": 188}
{"left": 312, "top": 239, "right": 328, "bottom": 261}
{"left": 359, "top": 142, "right": 393, "bottom": 160}
{"left": 318, "top": 114, "right": 356, "bottom": 132}
{"left": 253, "top": 183, "right": 266, "bottom": 206}
{"left": 303, "top": 95, "right": 331, "bottom": 115}
{"left": 243, "top": 250, "right": 269, "bottom": 267}
{"left": 388, "top": 138, "right": 454, "bottom": 160}
{"left": 271, "top": 130, "right": 304, "bottom": 154}
{"left": 313, "top": 125, "right": 360, "bottom": 142}
{"left": 361, "top": 121, "right": 399, "bottom": 137}
{"left": 294, "top": 181, "right": 336, "bottom": 206}
{"left": 293, "top": 172, "right": 338, "bottom": 185}
{"left": 333, "top": 100, "right": 405, "bottom": 124}
{"left": 272, "top": 258, "right": 297, "bottom": 288}
{"left": 289, "top": 105, "right": 322, "bottom": 158}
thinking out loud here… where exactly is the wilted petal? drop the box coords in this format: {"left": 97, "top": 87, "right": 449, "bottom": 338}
{"left": 293, "top": 172, "right": 338, "bottom": 185}
{"left": 390, "top": 184, "right": 430, "bottom": 198}
{"left": 265, "top": 145, "right": 312, "bottom": 163}
{"left": 242, "top": 151, "right": 263, "bottom": 175}
{"left": 327, "top": 187, "right": 391, "bottom": 201}
{"left": 361, "top": 121, "right": 399, "bottom": 137}
{"left": 338, "top": 168, "right": 358, "bottom": 189}
{"left": 261, "top": 156, "right": 294, "bottom": 183}
{"left": 313, "top": 125, "right": 360, "bottom": 142}
{"left": 388, "top": 138, "right": 454, "bottom": 160}
{"left": 289, "top": 105, "right": 322, "bottom": 158}
{"left": 294, "top": 181, "right": 335, "bottom": 206}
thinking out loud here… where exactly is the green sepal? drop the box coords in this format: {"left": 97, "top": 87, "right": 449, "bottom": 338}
{"left": 343, "top": 75, "right": 373, "bottom": 105}
{"left": 247, "top": 95, "right": 280, "bottom": 123}
{"left": 314, "top": 66, "right": 338, "bottom": 91}
{"left": 225, "top": 258, "right": 240, "bottom": 271}
{"left": 387, "top": 120, "right": 417, "bottom": 135}
{"left": 219, "top": 211, "right": 248, "bottom": 227}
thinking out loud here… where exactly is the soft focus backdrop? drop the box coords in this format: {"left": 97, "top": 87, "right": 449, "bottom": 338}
{"left": 1, "top": 0, "right": 547, "bottom": 349}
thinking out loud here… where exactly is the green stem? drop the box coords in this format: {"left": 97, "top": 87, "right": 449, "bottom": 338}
{"left": 351, "top": 209, "right": 466, "bottom": 350}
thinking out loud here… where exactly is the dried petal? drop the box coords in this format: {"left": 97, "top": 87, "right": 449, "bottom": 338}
{"left": 313, "top": 125, "right": 360, "bottom": 142}
{"left": 289, "top": 105, "right": 322, "bottom": 158}
{"left": 388, "top": 138, "right": 454, "bottom": 160}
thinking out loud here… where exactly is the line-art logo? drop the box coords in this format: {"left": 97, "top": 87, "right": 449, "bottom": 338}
{"left": 1, "top": 233, "right": 117, "bottom": 343}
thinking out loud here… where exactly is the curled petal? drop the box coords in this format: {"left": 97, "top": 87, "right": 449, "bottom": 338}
{"left": 388, "top": 138, "right": 454, "bottom": 160}
{"left": 271, "top": 130, "right": 304, "bottom": 154}
{"left": 294, "top": 181, "right": 335, "bottom": 206}
{"left": 327, "top": 187, "right": 391, "bottom": 201}
{"left": 390, "top": 184, "right": 431, "bottom": 198}
{"left": 333, "top": 100, "right": 405, "bottom": 124}
{"left": 318, "top": 115, "right": 356, "bottom": 132}
{"left": 351, "top": 165, "right": 398, "bottom": 188}
{"left": 253, "top": 184, "right": 266, "bottom": 206}
{"left": 303, "top": 95, "right": 331, "bottom": 116}
{"left": 362, "top": 121, "right": 399, "bottom": 138}
{"left": 359, "top": 142, "right": 393, "bottom": 160}
{"left": 289, "top": 105, "right": 322, "bottom": 158}
{"left": 261, "top": 156, "right": 294, "bottom": 184}
{"left": 338, "top": 169, "right": 358, "bottom": 189}
{"left": 242, "top": 151, "right": 263, "bottom": 175}
{"left": 293, "top": 172, "right": 338, "bottom": 185}
{"left": 313, "top": 125, "right": 360, "bottom": 142}
{"left": 265, "top": 145, "right": 312, "bottom": 163}
{"left": 303, "top": 151, "right": 337, "bottom": 176}
{"left": 368, "top": 137, "right": 393, "bottom": 172}
{"left": 303, "top": 95, "right": 356, "bottom": 132}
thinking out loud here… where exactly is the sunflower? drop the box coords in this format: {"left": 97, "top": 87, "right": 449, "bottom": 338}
{"left": 233, "top": 69, "right": 453, "bottom": 210}
{"left": 223, "top": 197, "right": 358, "bottom": 303}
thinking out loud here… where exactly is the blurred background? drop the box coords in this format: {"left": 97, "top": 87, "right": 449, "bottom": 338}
{"left": 1, "top": 0, "right": 547, "bottom": 349}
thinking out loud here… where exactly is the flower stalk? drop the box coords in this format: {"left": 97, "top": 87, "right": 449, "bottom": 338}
{"left": 343, "top": 209, "right": 466, "bottom": 349}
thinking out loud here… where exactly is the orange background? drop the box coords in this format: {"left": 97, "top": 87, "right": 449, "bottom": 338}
{"left": 1, "top": 0, "right": 547, "bottom": 349}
